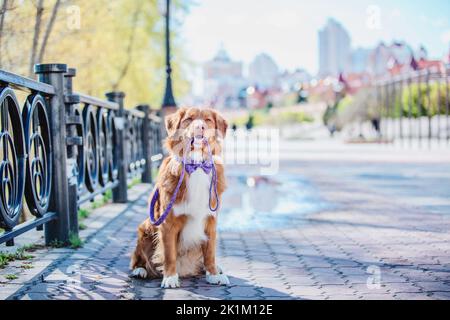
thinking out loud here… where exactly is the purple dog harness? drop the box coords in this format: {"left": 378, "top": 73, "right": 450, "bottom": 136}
{"left": 148, "top": 137, "right": 219, "bottom": 226}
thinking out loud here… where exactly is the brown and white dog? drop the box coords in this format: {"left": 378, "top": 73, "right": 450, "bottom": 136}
{"left": 130, "top": 107, "right": 229, "bottom": 288}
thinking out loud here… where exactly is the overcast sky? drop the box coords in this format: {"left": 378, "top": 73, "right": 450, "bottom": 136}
{"left": 181, "top": 0, "right": 450, "bottom": 76}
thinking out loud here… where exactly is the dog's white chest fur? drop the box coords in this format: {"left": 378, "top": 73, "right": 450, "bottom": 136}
{"left": 173, "top": 151, "right": 212, "bottom": 251}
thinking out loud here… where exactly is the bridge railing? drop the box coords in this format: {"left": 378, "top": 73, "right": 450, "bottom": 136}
{"left": 0, "top": 64, "right": 163, "bottom": 247}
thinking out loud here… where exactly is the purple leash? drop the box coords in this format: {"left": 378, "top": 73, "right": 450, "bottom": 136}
{"left": 148, "top": 138, "right": 219, "bottom": 226}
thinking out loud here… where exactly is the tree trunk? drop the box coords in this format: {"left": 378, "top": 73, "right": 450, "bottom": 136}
{"left": 29, "top": 0, "right": 44, "bottom": 77}
{"left": 37, "top": 0, "right": 61, "bottom": 63}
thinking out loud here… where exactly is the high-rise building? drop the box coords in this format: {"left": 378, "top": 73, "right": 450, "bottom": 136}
{"left": 248, "top": 53, "right": 279, "bottom": 90}
{"left": 318, "top": 18, "right": 351, "bottom": 77}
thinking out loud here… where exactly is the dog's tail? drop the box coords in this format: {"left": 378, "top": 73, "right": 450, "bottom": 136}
{"left": 130, "top": 219, "right": 162, "bottom": 278}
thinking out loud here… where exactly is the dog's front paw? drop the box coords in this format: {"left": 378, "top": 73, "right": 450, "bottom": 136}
{"left": 131, "top": 267, "right": 148, "bottom": 279}
{"left": 161, "top": 274, "right": 180, "bottom": 288}
{"left": 206, "top": 271, "right": 230, "bottom": 285}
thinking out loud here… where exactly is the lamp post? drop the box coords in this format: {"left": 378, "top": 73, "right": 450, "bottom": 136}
{"left": 160, "top": 0, "right": 177, "bottom": 113}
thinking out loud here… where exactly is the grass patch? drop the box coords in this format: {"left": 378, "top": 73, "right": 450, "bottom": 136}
{"left": 91, "top": 200, "right": 102, "bottom": 209}
{"left": 0, "top": 246, "right": 34, "bottom": 269}
{"left": 103, "top": 189, "right": 112, "bottom": 202}
{"left": 49, "top": 233, "right": 83, "bottom": 249}
{"left": 276, "top": 110, "right": 314, "bottom": 125}
{"left": 20, "top": 244, "right": 45, "bottom": 253}
{"left": 151, "top": 167, "right": 160, "bottom": 180}
{"left": 230, "top": 109, "right": 313, "bottom": 128}
{"left": 20, "top": 263, "right": 34, "bottom": 270}
{"left": 14, "top": 247, "right": 34, "bottom": 260}
{"left": 91, "top": 189, "right": 113, "bottom": 209}
{"left": 4, "top": 274, "right": 18, "bottom": 280}
{"left": 76, "top": 189, "right": 113, "bottom": 232}
{"left": 0, "top": 253, "right": 12, "bottom": 269}
{"left": 78, "top": 208, "right": 90, "bottom": 220}
{"left": 128, "top": 177, "right": 141, "bottom": 189}
{"left": 78, "top": 223, "right": 87, "bottom": 231}
{"left": 69, "top": 233, "right": 83, "bottom": 249}
{"left": 49, "top": 239, "right": 65, "bottom": 248}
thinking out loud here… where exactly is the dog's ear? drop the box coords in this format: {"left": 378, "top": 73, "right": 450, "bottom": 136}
{"left": 164, "top": 108, "right": 185, "bottom": 137}
{"left": 213, "top": 110, "right": 228, "bottom": 138}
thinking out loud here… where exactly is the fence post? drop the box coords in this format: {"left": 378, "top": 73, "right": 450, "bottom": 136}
{"left": 64, "top": 67, "right": 80, "bottom": 237}
{"left": 155, "top": 113, "right": 164, "bottom": 156}
{"left": 426, "top": 69, "right": 432, "bottom": 147}
{"left": 136, "top": 104, "right": 152, "bottom": 183}
{"left": 106, "top": 91, "right": 128, "bottom": 203}
{"left": 35, "top": 63, "right": 71, "bottom": 245}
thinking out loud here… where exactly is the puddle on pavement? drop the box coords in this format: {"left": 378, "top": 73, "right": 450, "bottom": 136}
{"left": 218, "top": 173, "right": 329, "bottom": 231}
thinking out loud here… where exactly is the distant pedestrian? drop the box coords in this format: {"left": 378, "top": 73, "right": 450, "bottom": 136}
{"left": 371, "top": 118, "right": 381, "bottom": 138}
{"left": 323, "top": 104, "right": 337, "bottom": 137}
{"left": 246, "top": 114, "right": 254, "bottom": 131}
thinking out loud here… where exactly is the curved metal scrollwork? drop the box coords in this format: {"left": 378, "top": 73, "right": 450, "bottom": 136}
{"left": 127, "top": 114, "right": 136, "bottom": 173}
{"left": 83, "top": 105, "right": 98, "bottom": 192}
{"left": 127, "top": 114, "right": 145, "bottom": 177}
{"left": 22, "top": 94, "right": 52, "bottom": 217}
{"left": 136, "top": 118, "right": 145, "bottom": 169}
{"left": 126, "top": 115, "right": 148, "bottom": 179}
{"left": 0, "top": 87, "right": 26, "bottom": 230}
{"left": 78, "top": 105, "right": 119, "bottom": 195}
{"left": 107, "top": 110, "right": 118, "bottom": 182}
{"left": 97, "top": 108, "right": 110, "bottom": 186}
{"left": 74, "top": 105, "right": 85, "bottom": 189}
{"left": 149, "top": 122, "right": 157, "bottom": 156}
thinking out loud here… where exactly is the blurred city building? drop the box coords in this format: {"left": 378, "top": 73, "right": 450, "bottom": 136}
{"left": 350, "top": 47, "right": 371, "bottom": 73}
{"left": 311, "top": 18, "right": 449, "bottom": 102}
{"left": 199, "top": 18, "right": 449, "bottom": 110}
{"left": 368, "top": 41, "right": 446, "bottom": 78}
{"left": 202, "top": 49, "right": 290, "bottom": 109}
{"left": 203, "top": 47, "right": 246, "bottom": 109}
{"left": 318, "top": 18, "right": 351, "bottom": 77}
{"left": 368, "top": 41, "right": 414, "bottom": 76}
{"left": 279, "top": 69, "right": 312, "bottom": 93}
{"left": 248, "top": 53, "right": 280, "bottom": 90}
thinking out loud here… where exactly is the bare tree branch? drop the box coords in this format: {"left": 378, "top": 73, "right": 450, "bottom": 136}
{"left": 0, "top": 0, "right": 9, "bottom": 68}
{"left": 111, "top": 2, "right": 143, "bottom": 91}
{"left": 29, "top": 0, "right": 44, "bottom": 77}
{"left": 37, "top": 0, "right": 61, "bottom": 63}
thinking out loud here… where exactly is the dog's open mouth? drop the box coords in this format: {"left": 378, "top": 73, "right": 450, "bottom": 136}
{"left": 192, "top": 135, "right": 205, "bottom": 146}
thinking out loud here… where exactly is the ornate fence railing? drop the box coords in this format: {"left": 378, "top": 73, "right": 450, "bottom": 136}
{"left": 0, "top": 64, "right": 163, "bottom": 246}
{"left": 375, "top": 66, "right": 450, "bottom": 147}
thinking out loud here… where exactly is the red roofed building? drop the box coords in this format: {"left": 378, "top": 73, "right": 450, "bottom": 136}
{"left": 387, "top": 56, "right": 445, "bottom": 76}
{"left": 417, "top": 58, "right": 444, "bottom": 73}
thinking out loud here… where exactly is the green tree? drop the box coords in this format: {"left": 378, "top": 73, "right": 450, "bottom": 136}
{"left": 0, "top": 0, "right": 191, "bottom": 107}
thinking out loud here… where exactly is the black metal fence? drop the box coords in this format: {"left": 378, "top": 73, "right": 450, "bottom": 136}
{"left": 376, "top": 66, "right": 450, "bottom": 147}
{"left": 0, "top": 64, "right": 163, "bottom": 246}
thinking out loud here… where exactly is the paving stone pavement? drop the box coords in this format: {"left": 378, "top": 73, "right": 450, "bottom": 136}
{"left": 1, "top": 141, "right": 450, "bottom": 300}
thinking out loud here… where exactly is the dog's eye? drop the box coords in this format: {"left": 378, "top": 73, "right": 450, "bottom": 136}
{"left": 205, "top": 118, "right": 213, "bottom": 124}
{"left": 183, "top": 117, "right": 192, "bottom": 124}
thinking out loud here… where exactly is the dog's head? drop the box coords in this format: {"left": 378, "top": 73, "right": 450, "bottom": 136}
{"left": 164, "top": 107, "right": 228, "bottom": 157}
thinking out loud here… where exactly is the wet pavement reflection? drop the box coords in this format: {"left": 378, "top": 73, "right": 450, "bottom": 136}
{"left": 219, "top": 173, "right": 330, "bottom": 231}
